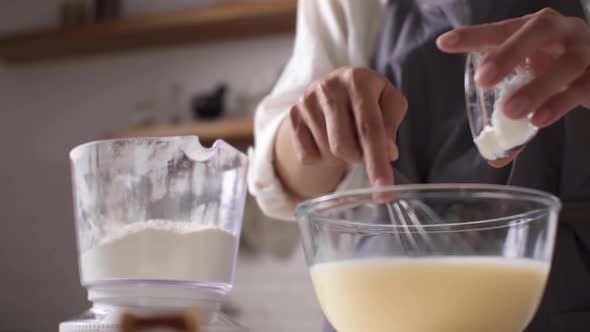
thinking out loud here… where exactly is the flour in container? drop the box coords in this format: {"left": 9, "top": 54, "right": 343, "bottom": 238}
{"left": 474, "top": 67, "right": 538, "bottom": 160}
{"left": 80, "top": 219, "right": 238, "bottom": 285}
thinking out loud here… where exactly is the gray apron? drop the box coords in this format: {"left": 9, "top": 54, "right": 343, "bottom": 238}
{"left": 324, "top": 0, "right": 590, "bottom": 331}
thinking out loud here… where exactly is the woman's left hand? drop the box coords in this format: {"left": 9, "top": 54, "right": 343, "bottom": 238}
{"left": 437, "top": 8, "right": 590, "bottom": 129}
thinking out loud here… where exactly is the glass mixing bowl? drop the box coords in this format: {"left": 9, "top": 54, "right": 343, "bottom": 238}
{"left": 296, "top": 184, "right": 560, "bottom": 332}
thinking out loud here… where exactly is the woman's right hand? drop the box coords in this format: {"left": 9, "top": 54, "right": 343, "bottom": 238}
{"left": 274, "top": 66, "right": 408, "bottom": 200}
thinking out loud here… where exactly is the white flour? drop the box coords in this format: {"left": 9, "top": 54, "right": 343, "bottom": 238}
{"left": 474, "top": 71, "right": 538, "bottom": 160}
{"left": 80, "top": 219, "right": 238, "bottom": 284}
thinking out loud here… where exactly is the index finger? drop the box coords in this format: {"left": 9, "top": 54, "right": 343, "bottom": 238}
{"left": 437, "top": 16, "right": 527, "bottom": 53}
{"left": 347, "top": 72, "right": 393, "bottom": 189}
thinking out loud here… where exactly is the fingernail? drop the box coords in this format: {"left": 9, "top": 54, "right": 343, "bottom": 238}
{"left": 439, "top": 31, "right": 459, "bottom": 47}
{"left": 389, "top": 142, "right": 399, "bottom": 161}
{"left": 374, "top": 177, "right": 389, "bottom": 188}
{"left": 503, "top": 95, "right": 531, "bottom": 117}
{"left": 475, "top": 61, "right": 498, "bottom": 85}
{"left": 373, "top": 178, "right": 394, "bottom": 203}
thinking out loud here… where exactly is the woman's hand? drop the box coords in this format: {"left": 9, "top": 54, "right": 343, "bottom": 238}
{"left": 437, "top": 8, "right": 590, "bottom": 128}
{"left": 274, "top": 66, "right": 407, "bottom": 200}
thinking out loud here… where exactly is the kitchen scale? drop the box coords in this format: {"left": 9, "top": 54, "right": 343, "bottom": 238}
{"left": 60, "top": 137, "right": 249, "bottom": 332}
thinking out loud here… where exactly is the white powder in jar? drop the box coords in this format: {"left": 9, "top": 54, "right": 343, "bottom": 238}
{"left": 474, "top": 70, "right": 538, "bottom": 160}
{"left": 80, "top": 219, "right": 238, "bottom": 285}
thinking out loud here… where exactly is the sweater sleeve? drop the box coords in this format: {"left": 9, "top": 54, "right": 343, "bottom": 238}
{"left": 247, "top": 0, "right": 383, "bottom": 221}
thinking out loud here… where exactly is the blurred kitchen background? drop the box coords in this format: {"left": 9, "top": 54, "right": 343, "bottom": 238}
{"left": 0, "top": 1, "right": 323, "bottom": 331}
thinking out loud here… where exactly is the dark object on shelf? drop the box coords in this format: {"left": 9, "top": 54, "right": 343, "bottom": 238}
{"left": 192, "top": 84, "right": 227, "bottom": 120}
{"left": 61, "top": 0, "right": 89, "bottom": 27}
{"left": 94, "top": 0, "right": 121, "bottom": 22}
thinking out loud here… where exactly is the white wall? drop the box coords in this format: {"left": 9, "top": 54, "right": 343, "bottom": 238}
{"left": 0, "top": 1, "right": 61, "bottom": 34}
{"left": 0, "top": 13, "right": 316, "bottom": 330}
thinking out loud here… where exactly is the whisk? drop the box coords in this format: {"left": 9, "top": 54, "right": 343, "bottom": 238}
{"left": 385, "top": 168, "right": 437, "bottom": 249}
{"left": 386, "top": 168, "right": 483, "bottom": 252}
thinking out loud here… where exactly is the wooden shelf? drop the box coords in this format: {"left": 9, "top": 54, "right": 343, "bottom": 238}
{"left": 0, "top": 0, "right": 297, "bottom": 65}
{"left": 108, "top": 117, "right": 254, "bottom": 145}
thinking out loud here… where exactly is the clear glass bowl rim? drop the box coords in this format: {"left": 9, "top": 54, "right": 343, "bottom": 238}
{"left": 295, "top": 184, "right": 561, "bottom": 233}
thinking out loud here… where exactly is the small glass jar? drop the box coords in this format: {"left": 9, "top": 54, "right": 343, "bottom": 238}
{"left": 465, "top": 52, "right": 538, "bottom": 161}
